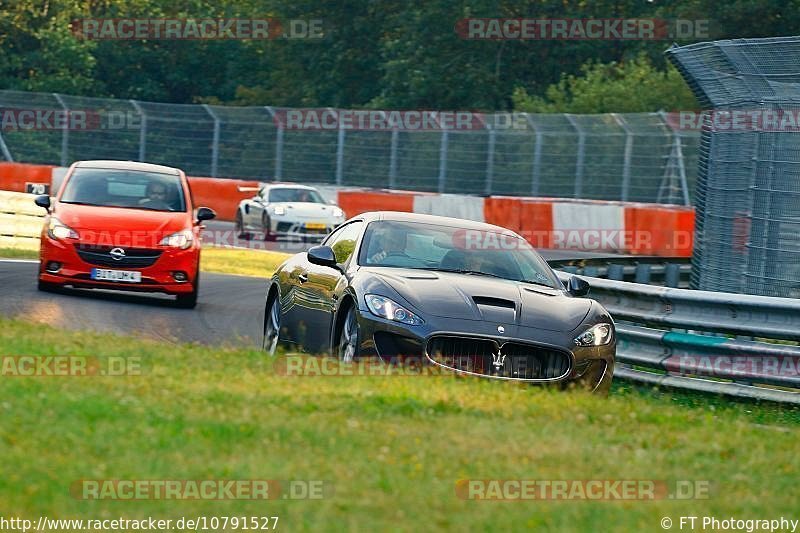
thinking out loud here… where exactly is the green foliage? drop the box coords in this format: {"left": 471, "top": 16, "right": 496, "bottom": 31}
{"left": 512, "top": 54, "right": 698, "bottom": 113}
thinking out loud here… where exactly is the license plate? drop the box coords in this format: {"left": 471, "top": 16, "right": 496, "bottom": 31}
{"left": 90, "top": 268, "right": 142, "bottom": 283}
{"left": 305, "top": 222, "right": 326, "bottom": 230}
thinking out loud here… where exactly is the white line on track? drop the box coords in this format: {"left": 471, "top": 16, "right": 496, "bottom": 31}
{"left": 0, "top": 258, "right": 40, "bottom": 263}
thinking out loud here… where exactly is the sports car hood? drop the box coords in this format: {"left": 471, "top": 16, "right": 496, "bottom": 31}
{"left": 361, "top": 267, "right": 592, "bottom": 333}
{"left": 53, "top": 202, "right": 190, "bottom": 245}
{"left": 272, "top": 202, "right": 340, "bottom": 219}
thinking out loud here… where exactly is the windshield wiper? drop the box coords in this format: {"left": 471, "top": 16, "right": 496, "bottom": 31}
{"left": 412, "top": 267, "right": 557, "bottom": 288}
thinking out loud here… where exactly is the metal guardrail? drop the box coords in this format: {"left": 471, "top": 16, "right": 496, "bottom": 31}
{"left": 554, "top": 268, "right": 800, "bottom": 404}
{"left": 0, "top": 191, "right": 44, "bottom": 250}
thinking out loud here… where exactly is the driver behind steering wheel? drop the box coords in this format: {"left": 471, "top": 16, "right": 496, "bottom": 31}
{"left": 369, "top": 228, "right": 408, "bottom": 264}
{"left": 139, "top": 180, "right": 171, "bottom": 210}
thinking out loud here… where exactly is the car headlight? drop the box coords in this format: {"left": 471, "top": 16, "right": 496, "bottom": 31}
{"left": 272, "top": 206, "right": 286, "bottom": 216}
{"left": 47, "top": 217, "right": 78, "bottom": 240}
{"left": 574, "top": 323, "right": 613, "bottom": 347}
{"left": 365, "top": 294, "right": 424, "bottom": 325}
{"left": 332, "top": 207, "right": 344, "bottom": 218}
{"left": 159, "top": 230, "right": 193, "bottom": 249}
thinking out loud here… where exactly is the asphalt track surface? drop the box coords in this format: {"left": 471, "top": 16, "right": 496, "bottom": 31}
{"left": 0, "top": 220, "right": 620, "bottom": 349}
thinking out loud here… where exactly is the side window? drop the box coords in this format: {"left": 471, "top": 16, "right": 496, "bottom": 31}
{"left": 326, "top": 221, "right": 363, "bottom": 264}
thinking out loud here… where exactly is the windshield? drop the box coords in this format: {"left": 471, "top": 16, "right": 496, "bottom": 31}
{"left": 60, "top": 168, "right": 187, "bottom": 212}
{"left": 358, "top": 220, "right": 560, "bottom": 288}
{"left": 267, "top": 188, "right": 325, "bottom": 203}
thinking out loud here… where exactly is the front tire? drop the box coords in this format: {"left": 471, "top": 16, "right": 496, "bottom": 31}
{"left": 262, "top": 214, "right": 276, "bottom": 242}
{"left": 175, "top": 271, "right": 199, "bottom": 309}
{"left": 337, "top": 306, "right": 360, "bottom": 362}
{"left": 236, "top": 211, "right": 251, "bottom": 240}
{"left": 263, "top": 293, "right": 280, "bottom": 355}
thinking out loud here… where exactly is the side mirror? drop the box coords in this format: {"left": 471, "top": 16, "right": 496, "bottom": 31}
{"left": 307, "top": 245, "right": 339, "bottom": 270}
{"left": 34, "top": 195, "right": 51, "bottom": 210}
{"left": 196, "top": 207, "right": 216, "bottom": 222}
{"left": 567, "top": 275, "right": 590, "bottom": 297}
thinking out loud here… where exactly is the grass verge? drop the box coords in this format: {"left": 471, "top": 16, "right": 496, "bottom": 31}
{"left": 0, "top": 317, "right": 798, "bottom": 531}
{"left": 0, "top": 246, "right": 290, "bottom": 278}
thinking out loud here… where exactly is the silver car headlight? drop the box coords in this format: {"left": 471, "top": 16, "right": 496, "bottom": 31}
{"left": 365, "top": 294, "right": 424, "bottom": 325}
{"left": 47, "top": 217, "right": 78, "bottom": 240}
{"left": 574, "top": 323, "right": 613, "bottom": 347}
{"left": 159, "top": 230, "right": 193, "bottom": 249}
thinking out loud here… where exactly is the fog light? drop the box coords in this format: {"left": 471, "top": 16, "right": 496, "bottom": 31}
{"left": 45, "top": 261, "right": 61, "bottom": 273}
{"left": 172, "top": 271, "right": 188, "bottom": 282}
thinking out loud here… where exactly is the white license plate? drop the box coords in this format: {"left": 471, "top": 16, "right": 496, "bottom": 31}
{"left": 90, "top": 268, "right": 142, "bottom": 283}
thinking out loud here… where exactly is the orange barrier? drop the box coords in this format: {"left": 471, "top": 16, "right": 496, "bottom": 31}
{"left": 187, "top": 177, "right": 260, "bottom": 221}
{"left": 337, "top": 190, "right": 415, "bottom": 219}
{"left": 624, "top": 205, "right": 695, "bottom": 257}
{"left": 0, "top": 162, "right": 55, "bottom": 193}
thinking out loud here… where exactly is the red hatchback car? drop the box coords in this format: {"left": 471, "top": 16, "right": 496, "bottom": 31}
{"left": 35, "top": 160, "right": 216, "bottom": 308}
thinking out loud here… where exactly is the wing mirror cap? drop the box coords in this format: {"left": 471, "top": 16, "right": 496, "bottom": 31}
{"left": 196, "top": 206, "right": 216, "bottom": 222}
{"left": 567, "top": 275, "right": 590, "bottom": 297}
{"left": 307, "top": 245, "right": 339, "bottom": 269}
{"left": 34, "top": 195, "right": 51, "bottom": 210}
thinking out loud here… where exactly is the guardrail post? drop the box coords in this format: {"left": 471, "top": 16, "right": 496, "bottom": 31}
{"left": 565, "top": 114, "right": 585, "bottom": 198}
{"left": 130, "top": 100, "right": 147, "bottom": 162}
{"left": 635, "top": 264, "right": 652, "bottom": 284}
{"left": 664, "top": 263, "right": 681, "bottom": 288}
{"left": 53, "top": 93, "right": 69, "bottom": 167}
{"left": 438, "top": 125, "right": 449, "bottom": 193}
{"left": 485, "top": 126, "right": 496, "bottom": 195}
{"left": 607, "top": 264, "right": 624, "bottom": 280}
{"left": 203, "top": 104, "right": 221, "bottom": 178}
{"left": 612, "top": 113, "right": 633, "bottom": 202}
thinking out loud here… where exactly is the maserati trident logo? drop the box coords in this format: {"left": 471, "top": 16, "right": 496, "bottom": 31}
{"left": 109, "top": 248, "right": 126, "bottom": 261}
{"left": 497, "top": 325, "right": 505, "bottom": 333}
{"left": 492, "top": 351, "right": 506, "bottom": 372}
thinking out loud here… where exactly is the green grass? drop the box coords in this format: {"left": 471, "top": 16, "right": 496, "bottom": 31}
{"left": 0, "top": 318, "right": 798, "bottom": 531}
{"left": 0, "top": 246, "right": 290, "bottom": 278}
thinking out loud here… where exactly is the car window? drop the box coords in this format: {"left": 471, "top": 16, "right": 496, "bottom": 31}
{"left": 60, "top": 168, "right": 186, "bottom": 212}
{"left": 268, "top": 188, "right": 324, "bottom": 203}
{"left": 358, "top": 220, "right": 559, "bottom": 287}
{"left": 325, "top": 221, "right": 363, "bottom": 264}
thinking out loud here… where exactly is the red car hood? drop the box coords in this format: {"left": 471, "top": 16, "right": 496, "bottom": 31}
{"left": 54, "top": 203, "right": 191, "bottom": 247}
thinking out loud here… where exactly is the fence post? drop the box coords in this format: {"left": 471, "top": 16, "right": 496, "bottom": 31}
{"left": 389, "top": 128, "right": 399, "bottom": 189}
{"left": 612, "top": 113, "right": 633, "bottom": 202}
{"left": 565, "top": 114, "right": 585, "bottom": 198}
{"left": 264, "top": 106, "right": 283, "bottom": 180}
{"left": 437, "top": 113, "right": 449, "bottom": 193}
{"left": 53, "top": 93, "right": 69, "bottom": 167}
{"left": 675, "top": 134, "right": 690, "bottom": 206}
{"left": 203, "top": 104, "right": 221, "bottom": 178}
{"left": 334, "top": 108, "right": 345, "bottom": 185}
{"left": 525, "top": 114, "right": 541, "bottom": 196}
{"left": 0, "top": 130, "right": 13, "bottom": 162}
{"left": 485, "top": 126, "right": 496, "bottom": 195}
{"left": 130, "top": 100, "right": 147, "bottom": 162}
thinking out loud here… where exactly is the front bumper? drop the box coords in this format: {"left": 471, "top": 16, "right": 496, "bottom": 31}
{"left": 38, "top": 235, "right": 199, "bottom": 295}
{"left": 268, "top": 217, "right": 343, "bottom": 240}
{"left": 352, "top": 305, "right": 615, "bottom": 393}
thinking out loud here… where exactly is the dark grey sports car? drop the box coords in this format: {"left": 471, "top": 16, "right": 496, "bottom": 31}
{"left": 263, "top": 211, "right": 615, "bottom": 392}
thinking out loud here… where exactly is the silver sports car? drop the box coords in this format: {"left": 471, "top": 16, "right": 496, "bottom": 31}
{"left": 235, "top": 183, "right": 346, "bottom": 241}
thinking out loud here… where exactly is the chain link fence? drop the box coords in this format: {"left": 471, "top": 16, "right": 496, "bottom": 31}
{"left": 0, "top": 89, "right": 698, "bottom": 205}
{"left": 668, "top": 36, "right": 800, "bottom": 298}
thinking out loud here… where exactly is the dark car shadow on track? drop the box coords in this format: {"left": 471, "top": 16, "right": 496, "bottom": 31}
{"left": 46, "top": 286, "right": 188, "bottom": 310}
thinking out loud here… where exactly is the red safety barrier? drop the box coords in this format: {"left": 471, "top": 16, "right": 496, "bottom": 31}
{"left": 0, "top": 162, "right": 55, "bottom": 193}
{"left": 187, "top": 177, "right": 260, "bottom": 221}
{"left": 337, "top": 190, "right": 415, "bottom": 219}
{"left": 623, "top": 205, "right": 695, "bottom": 257}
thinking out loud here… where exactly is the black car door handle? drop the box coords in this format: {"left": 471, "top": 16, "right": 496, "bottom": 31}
{"left": 298, "top": 273, "right": 309, "bottom": 283}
